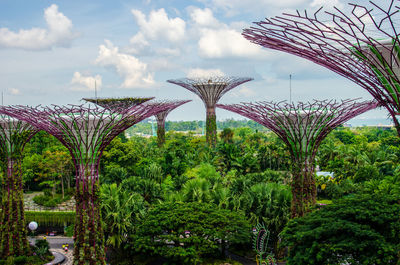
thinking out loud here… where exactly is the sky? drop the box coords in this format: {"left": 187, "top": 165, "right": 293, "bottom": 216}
{"left": 0, "top": 0, "right": 392, "bottom": 125}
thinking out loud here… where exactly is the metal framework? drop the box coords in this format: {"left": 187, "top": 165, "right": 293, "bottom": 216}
{"left": 243, "top": 1, "right": 400, "bottom": 134}
{"left": 83, "top": 97, "right": 154, "bottom": 112}
{"left": 0, "top": 116, "right": 38, "bottom": 258}
{"left": 218, "top": 99, "right": 378, "bottom": 217}
{"left": 167, "top": 76, "right": 253, "bottom": 146}
{"left": 153, "top": 100, "right": 191, "bottom": 146}
{"left": 0, "top": 103, "right": 172, "bottom": 264}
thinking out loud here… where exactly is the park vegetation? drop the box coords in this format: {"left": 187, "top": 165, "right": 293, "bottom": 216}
{"left": 5, "top": 121, "right": 400, "bottom": 264}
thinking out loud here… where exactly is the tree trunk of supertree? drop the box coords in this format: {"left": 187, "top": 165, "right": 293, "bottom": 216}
{"left": 206, "top": 106, "right": 217, "bottom": 147}
{"left": 290, "top": 159, "right": 316, "bottom": 218}
{"left": 73, "top": 162, "right": 105, "bottom": 265}
{"left": 0, "top": 158, "right": 29, "bottom": 258}
{"left": 392, "top": 116, "right": 400, "bottom": 138}
{"left": 157, "top": 119, "right": 166, "bottom": 147}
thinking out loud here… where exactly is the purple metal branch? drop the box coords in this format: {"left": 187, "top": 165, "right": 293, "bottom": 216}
{"left": 0, "top": 103, "right": 175, "bottom": 168}
{"left": 152, "top": 100, "right": 191, "bottom": 146}
{"left": 218, "top": 99, "right": 378, "bottom": 160}
{"left": 242, "top": 1, "right": 400, "bottom": 132}
{"left": 0, "top": 102, "right": 176, "bottom": 263}
{"left": 167, "top": 76, "right": 253, "bottom": 108}
{"left": 167, "top": 76, "right": 253, "bottom": 145}
{"left": 218, "top": 99, "right": 378, "bottom": 217}
{"left": 153, "top": 100, "right": 191, "bottom": 123}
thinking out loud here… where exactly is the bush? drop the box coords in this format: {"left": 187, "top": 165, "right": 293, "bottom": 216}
{"left": 130, "top": 202, "right": 251, "bottom": 264}
{"left": 32, "top": 194, "right": 70, "bottom": 207}
{"left": 64, "top": 224, "right": 74, "bottom": 237}
{"left": 13, "top": 256, "right": 27, "bottom": 264}
{"left": 282, "top": 193, "right": 400, "bottom": 264}
{"left": 35, "top": 239, "right": 49, "bottom": 251}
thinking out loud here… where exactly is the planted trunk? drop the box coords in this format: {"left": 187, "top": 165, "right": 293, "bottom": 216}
{"left": 0, "top": 158, "right": 29, "bottom": 257}
{"left": 156, "top": 119, "right": 166, "bottom": 147}
{"left": 290, "top": 159, "right": 316, "bottom": 218}
{"left": 206, "top": 106, "right": 217, "bottom": 147}
{"left": 73, "top": 162, "right": 105, "bottom": 265}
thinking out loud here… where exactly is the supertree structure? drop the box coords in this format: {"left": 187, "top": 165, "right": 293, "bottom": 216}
{"left": 167, "top": 77, "right": 253, "bottom": 146}
{"left": 0, "top": 102, "right": 173, "bottom": 264}
{"left": 153, "top": 100, "right": 191, "bottom": 146}
{"left": 242, "top": 1, "right": 400, "bottom": 135}
{"left": 218, "top": 99, "right": 378, "bottom": 217}
{"left": 83, "top": 97, "right": 154, "bottom": 112}
{"left": 0, "top": 116, "right": 38, "bottom": 258}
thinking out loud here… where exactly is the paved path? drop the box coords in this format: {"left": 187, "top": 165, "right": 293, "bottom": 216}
{"left": 30, "top": 236, "right": 74, "bottom": 264}
{"left": 49, "top": 249, "right": 73, "bottom": 265}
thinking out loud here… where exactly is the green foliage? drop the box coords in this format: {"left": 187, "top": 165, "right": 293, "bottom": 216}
{"left": 121, "top": 176, "right": 162, "bottom": 203}
{"left": 333, "top": 128, "right": 355, "bottom": 144}
{"left": 100, "top": 183, "right": 145, "bottom": 249}
{"left": 25, "top": 211, "right": 75, "bottom": 226}
{"left": 361, "top": 174, "right": 400, "bottom": 197}
{"left": 32, "top": 193, "right": 71, "bottom": 207}
{"left": 32, "top": 239, "right": 52, "bottom": 262}
{"left": 130, "top": 202, "right": 251, "bottom": 264}
{"left": 0, "top": 254, "right": 53, "bottom": 265}
{"left": 65, "top": 224, "right": 74, "bottom": 237}
{"left": 185, "top": 163, "right": 221, "bottom": 184}
{"left": 102, "top": 164, "right": 128, "bottom": 184}
{"left": 282, "top": 193, "right": 400, "bottom": 264}
{"left": 34, "top": 239, "right": 49, "bottom": 251}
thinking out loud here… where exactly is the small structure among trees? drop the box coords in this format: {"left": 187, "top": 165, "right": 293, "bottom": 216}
{"left": 242, "top": 0, "right": 400, "bottom": 135}
{"left": 0, "top": 116, "right": 38, "bottom": 258}
{"left": 0, "top": 102, "right": 173, "bottom": 264}
{"left": 167, "top": 76, "right": 253, "bottom": 146}
{"left": 218, "top": 99, "right": 378, "bottom": 217}
{"left": 154, "top": 100, "right": 191, "bottom": 146}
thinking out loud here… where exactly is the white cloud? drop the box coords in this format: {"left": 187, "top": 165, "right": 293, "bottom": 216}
{"left": 189, "top": 8, "right": 270, "bottom": 59}
{"left": 0, "top": 4, "right": 77, "bottom": 50}
{"left": 130, "top": 8, "right": 185, "bottom": 49}
{"left": 230, "top": 86, "right": 257, "bottom": 98}
{"left": 70, "top": 72, "right": 102, "bottom": 91}
{"left": 95, "top": 40, "right": 154, "bottom": 88}
{"left": 189, "top": 8, "right": 221, "bottom": 28}
{"left": 203, "top": 0, "right": 307, "bottom": 16}
{"left": 197, "top": 28, "right": 268, "bottom": 59}
{"left": 7, "top": 88, "right": 20, "bottom": 95}
{"left": 187, "top": 68, "right": 225, "bottom": 78}
{"left": 311, "top": 0, "right": 343, "bottom": 9}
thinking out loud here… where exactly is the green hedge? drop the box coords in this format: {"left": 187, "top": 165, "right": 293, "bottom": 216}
{"left": 25, "top": 211, "right": 75, "bottom": 226}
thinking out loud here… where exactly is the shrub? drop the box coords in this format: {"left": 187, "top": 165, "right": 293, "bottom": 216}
{"left": 32, "top": 194, "right": 70, "bottom": 207}
{"left": 13, "top": 256, "right": 27, "bottom": 264}
{"left": 282, "top": 193, "right": 400, "bottom": 264}
{"left": 35, "top": 239, "right": 49, "bottom": 251}
{"left": 130, "top": 202, "right": 251, "bottom": 264}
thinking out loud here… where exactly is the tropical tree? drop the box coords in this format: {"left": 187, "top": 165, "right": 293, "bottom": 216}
{"left": 282, "top": 194, "right": 400, "bottom": 265}
{"left": 130, "top": 202, "right": 251, "bottom": 264}
{"left": 100, "top": 183, "right": 146, "bottom": 252}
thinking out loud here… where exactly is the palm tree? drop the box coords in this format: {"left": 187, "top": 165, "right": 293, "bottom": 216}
{"left": 181, "top": 178, "right": 211, "bottom": 203}
{"left": 100, "top": 183, "right": 146, "bottom": 251}
{"left": 233, "top": 183, "right": 291, "bottom": 255}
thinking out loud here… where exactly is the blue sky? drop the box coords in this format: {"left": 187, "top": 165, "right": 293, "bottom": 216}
{"left": 0, "top": 0, "right": 391, "bottom": 124}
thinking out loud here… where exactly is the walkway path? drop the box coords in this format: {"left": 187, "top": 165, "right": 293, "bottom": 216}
{"left": 49, "top": 249, "right": 73, "bottom": 265}
{"left": 30, "top": 236, "right": 74, "bottom": 265}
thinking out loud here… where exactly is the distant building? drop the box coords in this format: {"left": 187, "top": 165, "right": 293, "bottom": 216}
{"left": 316, "top": 171, "right": 335, "bottom": 178}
